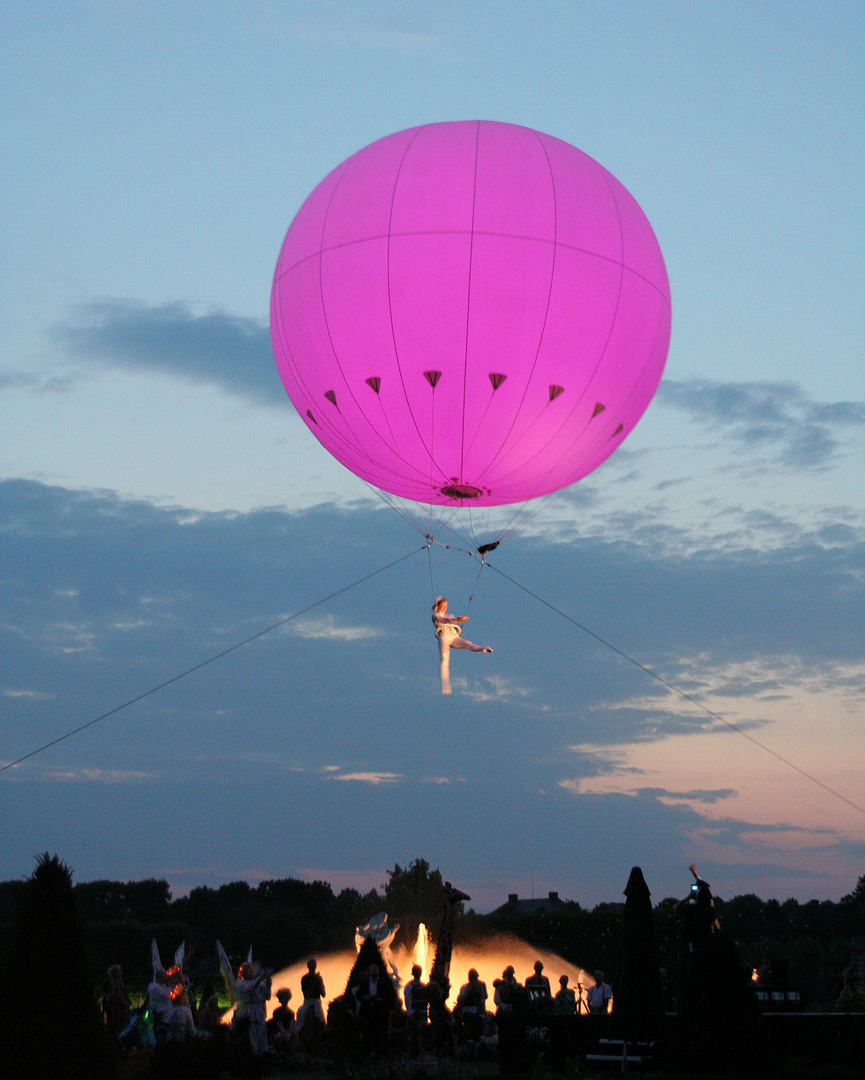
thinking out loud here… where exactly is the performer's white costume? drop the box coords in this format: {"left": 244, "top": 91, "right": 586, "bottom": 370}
{"left": 432, "top": 609, "right": 490, "bottom": 695}
{"left": 147, "top": 980, "right": 175, "bottom": 1026}
{"left": 236, "top": 971, "right": 270, "bottom": 1054}
{"left": 217, "top": 941, "right": 270, "bottom": 1054}
{"left": 356, "top": 912, "right": 401, "bottom": 985}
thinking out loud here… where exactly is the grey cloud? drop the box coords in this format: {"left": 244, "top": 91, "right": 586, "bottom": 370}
{"left": 817, "top": 521, "right": 859, "bottom": 546}
{"left": 814, "top": 401, "right": 865, "bottom": 425}
{"left": 0, "top": 370, "right": 76, "bottom": 394}
{"left": 2, "top": 479, "right": 863, "bottom": 901}
{"left": 54, "top": 300, "right": 281, "bottom": 406}
{"left": 0, "top": 371, "right": 40, "bottom": 390}
{"left": 288, "top": 615, "right": 385, "bottom": 641}
{"left": 47, "top": 301, "right": 865, "bottom": 477}
{"left": 687, "top": 814, "right": 842, "bottom": 848}
{"left": 642, "top": 786, "right": 738, "bottom": 805}
{"left": 658, "top": 379, "right": 865, "bottom": 468}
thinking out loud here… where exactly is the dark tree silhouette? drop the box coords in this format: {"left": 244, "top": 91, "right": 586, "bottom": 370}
{"left": 0, "top": 854, "right": 115, "bottom": 1079}
{"left": 383, "top": 858, "right": 447, "bottom": 946}
{"left": 842, "top": 873, "right": 865, "bottom": 905}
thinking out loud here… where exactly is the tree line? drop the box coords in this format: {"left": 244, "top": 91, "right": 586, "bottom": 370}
{"left": 1, "top": 858, "right": 863, "bottom": 1008}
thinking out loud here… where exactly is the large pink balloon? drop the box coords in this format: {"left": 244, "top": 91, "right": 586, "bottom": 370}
{"left": 271, "top": 121, "right": 670, "bottom": 507}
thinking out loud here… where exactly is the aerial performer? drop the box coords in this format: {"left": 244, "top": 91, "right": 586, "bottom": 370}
{"left": 269, "top": 122, "right": 670, "bottom": 682}
{"left": 432, "top": 596, "right": 492, "bottom": 695}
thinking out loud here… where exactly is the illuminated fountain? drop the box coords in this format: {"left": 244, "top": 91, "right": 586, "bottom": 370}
{"left": 260, "top": 923, "right": 594, "bottom": 1020}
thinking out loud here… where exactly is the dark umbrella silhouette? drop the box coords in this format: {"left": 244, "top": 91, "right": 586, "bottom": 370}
{"left": 610, "top": 866, "right": 666, "bottom": 1046}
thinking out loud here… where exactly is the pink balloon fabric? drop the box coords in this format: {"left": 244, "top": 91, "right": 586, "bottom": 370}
{"left": 271, "top": 121, "right": 670, "bottom": 506}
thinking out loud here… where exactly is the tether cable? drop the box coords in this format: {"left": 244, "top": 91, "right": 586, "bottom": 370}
{"left": 1, "top": 546, "right": 424, "bottom": 775}
{"left": 487, "top": 560, "right": 865, "bottom": 819}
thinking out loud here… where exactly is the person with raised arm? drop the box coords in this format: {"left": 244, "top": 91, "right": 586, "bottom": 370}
{"left": 431, "top": 596, "right": 492, "bottom": 695}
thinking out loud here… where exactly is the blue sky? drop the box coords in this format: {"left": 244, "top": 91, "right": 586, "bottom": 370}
{"left": 2, "top": 1, "right": 864, "bottom": 913}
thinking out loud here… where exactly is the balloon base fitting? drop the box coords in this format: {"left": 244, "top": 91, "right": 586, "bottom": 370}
{"left": 440, "top": 484, "right": 483, "bottom": 500}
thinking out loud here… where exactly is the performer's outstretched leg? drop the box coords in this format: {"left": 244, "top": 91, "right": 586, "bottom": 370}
{"left": 438, "top": 634, "right": 452, "bottom": 695}
{"left": 450, "top": 637, "right": 492, "bottom": 654}
{"left": 434, "top": 614, "right": 492, "bottom": 694}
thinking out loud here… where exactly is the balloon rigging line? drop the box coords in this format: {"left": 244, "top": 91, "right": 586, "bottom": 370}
{"left": 364, "top": 484, "right": 425, "bottom": 536}
{"left": 0, "top": 547, "right": 424, "bottom": 776}
{"left": 370, "top": 483, "right": 479, "bottom": 563}
{"left": 428, "top": 382, "right": 438, "bottom": 538}
{"left": 361, "top": 486, "right": 476, "bottom": 564}
{"left": 494, "top": 489, "right": 562, "bottom": 546}
{"left": 427, "top": 546, "right": 436, "bottom": 601}
{"left": 361, "top": 474, "right": 551, "bottom": 564}
{"left": 362, "top": 481, "right": 477, "bottom": 557}
{"left": 486, "top": 561, "right": 865, "bottom": 820}
{"left": 426, "top": 510, "right": 483, "bottom": 556}
{"left": 467, "top": 503, "right": 493, "bottom": 551}
{"left": 465, "top": 558, "right": 487, "bottom": 608}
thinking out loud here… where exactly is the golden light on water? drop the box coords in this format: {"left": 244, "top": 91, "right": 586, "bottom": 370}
{"left": 251, "top": 926, "right": 594, "bottom": 1021}
{"left": 415, "top": 922, "right": 432, "bottom": 976}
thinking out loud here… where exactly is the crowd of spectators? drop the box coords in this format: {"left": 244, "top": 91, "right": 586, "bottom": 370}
{"left": 102, "top": 947, "right": 612, "bottom": 1067}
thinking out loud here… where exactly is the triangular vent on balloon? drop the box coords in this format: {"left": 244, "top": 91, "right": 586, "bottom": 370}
{"left": 269, "top": 122, "right": 671, "bottom": 509}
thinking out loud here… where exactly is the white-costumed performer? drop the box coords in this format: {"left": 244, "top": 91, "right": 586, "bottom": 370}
{"left": 431, "top": 597, "right": 492, "bottom": 695}
{"left": 217, "top": 942, "right": 271, "bottom": 1055}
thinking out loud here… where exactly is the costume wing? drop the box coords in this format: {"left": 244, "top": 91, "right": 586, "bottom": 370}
{"left": 151, "top": 938, "right": 164, "bottom": 978}
{"left": 216, "top": 940, "right": 238, "bottom": 1002}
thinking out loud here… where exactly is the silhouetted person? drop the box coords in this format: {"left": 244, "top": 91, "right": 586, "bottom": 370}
{"left": 676, "top": 863, "right": 719, "bottom": 949}
{"left": 404, "top": 965, "right": 429, "bottom": 1057}
{"left": 587, "top": 970, "right": 612, "bottom": 1013}
{"left": 457, "top": 967, "right": 489, "bottom": 1013}
{"left": 494, "top": 965, "right": 528, "bottom": 1075}
{"left": 296, "top": 958, "right": 326, "bottom": 1034}
{"left": 456, "top": 967, "right": 489, "bottom": 1041}
{"left": 104, "top": 965, "right": 131, "bottom": 1038}
{"left": 834, "top": 965, "right": 865, "bottom": 1011}
{"left": 555, "top": 975, "right": 576, "bottom": 1014}
{"left": 525, "top": 960, "right": 553, "bottom": 1012}
{"left": 674, "top": 863, "right": 762, "bottom": 1071}
{"left": 198, "top": 994, "right": 224, "bottom": 1036}
{"left": 493, "top": 966, "right": 523, "bottom": 1015}
{"left": 358, "top": 963, "right": 390, "bottom": 1057}
{"left": 268, "top": 987, "right": 295, "bottom": 1051}
{"left": 526, "top": 961, "right": 551, "bottom": 992}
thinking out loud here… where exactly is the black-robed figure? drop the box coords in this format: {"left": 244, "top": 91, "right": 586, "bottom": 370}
{"left": 674, "top": 864, "right": 762, "bottom": 1072}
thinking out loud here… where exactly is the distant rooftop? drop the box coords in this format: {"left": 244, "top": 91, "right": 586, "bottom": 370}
{"left": 490, "top": 890, "right": 568, "bottom": 916}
